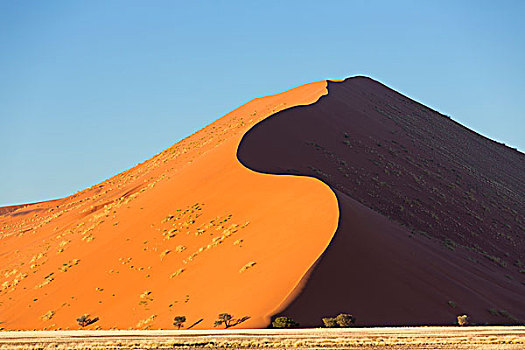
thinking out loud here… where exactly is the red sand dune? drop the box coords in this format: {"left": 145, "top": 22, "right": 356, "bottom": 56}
{"left": 1, "top": 76, "right": 523, "bottom": 330}
{"left": 238, "top": 77, "right": 525, "bottom": 326}
{"left": 0, "top": 81, "right": 338, "bottom": 330}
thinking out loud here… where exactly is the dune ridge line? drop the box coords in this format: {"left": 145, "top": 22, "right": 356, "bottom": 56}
{"left": 0, "top": 79, "right": 339, "bottom": 330}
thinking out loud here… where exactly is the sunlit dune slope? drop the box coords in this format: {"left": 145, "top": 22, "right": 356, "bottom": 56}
{"left": 238, "top": 76, "right": 525, "bottom": 326}
{"left": 0, "top": 81, "right": 338, "bottom": 330}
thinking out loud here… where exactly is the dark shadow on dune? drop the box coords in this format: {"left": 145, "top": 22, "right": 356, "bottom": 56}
{"left": 231, "top": 316, "right": 251, "bottom": 327}
{"left": 237, "top": 77, "right": 525, "bottom": 327}
{"left": 187, "top": 318, "right": 203, "bottom": 329}
{"left": 86, "top": 317, "right": 99, "bottom": 326}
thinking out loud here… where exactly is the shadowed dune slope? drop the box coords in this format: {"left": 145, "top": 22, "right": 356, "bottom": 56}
{"left": 0, "top": 81, "right": 339, "bottom": 330}
{"left": 238, "top": 76, "right": 525, "bottom": 326}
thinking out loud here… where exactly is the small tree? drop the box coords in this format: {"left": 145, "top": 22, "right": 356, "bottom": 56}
{"left": 457, "top": 314, "right": 469, "bottom": 326}
{"left": 214, "top": 313, "right": 233, "bottom": 328}
{"left": 335, "top": 313, "right": 355, "bottom": 327}
{"left": 272, "top": 316, "right": 299, "bottom": 328}
{"left": 173, "top": 315, "right": 186, "bottom": 330}
{"left": 322, "top": 317, "right": 338, "bottom": 328}
{"left": 76, "top": 314, "right": 91, "bottom": 328}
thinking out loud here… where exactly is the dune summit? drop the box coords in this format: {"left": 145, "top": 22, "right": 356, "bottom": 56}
{"left": 239, "top": 77, "right": 525, "bottom": 326}
{"left": 1, "top": 77, "right": 524, "bottom": 330}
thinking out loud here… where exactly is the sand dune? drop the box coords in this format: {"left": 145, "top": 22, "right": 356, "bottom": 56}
{"left": 0, "top": 81, "right": 338, "bottom": 330}
{"left": 238, "top": 77, "right": 525, "bottom": 326}
{"left": 1, "top": 76, "right": 523, "bottom": 330}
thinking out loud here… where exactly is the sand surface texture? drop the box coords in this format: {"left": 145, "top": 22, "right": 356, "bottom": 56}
{"left": 0, "top": 81, "right": 338, "bottom": 330}
{"left": 2, "top": 76, "right": 523, "bottom": 331}
{"left": 238, "top": 77, "right": 525, "bottom": 326}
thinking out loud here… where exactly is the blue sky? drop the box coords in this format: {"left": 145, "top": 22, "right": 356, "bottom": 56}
{"left": 1, "top": 0, "right": 524, "bottom": 206}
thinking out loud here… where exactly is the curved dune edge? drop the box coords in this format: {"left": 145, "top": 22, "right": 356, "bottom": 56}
{"left": 236, "top": 80, "right": 343, "bottom": 325}
{"left": 230, "top": 82, "right": 341, "bottom": 327}
{"left": 238, "top": 77, "right": 525, "bottom": 326}
{"left": 0, "top": 81, "right": 339, "bottom": 330}
{"left": 237, "top": 83, "right": 342, "bottom": 324}
{"left": 263, "top": 245, "right": 324, "bottom": 323}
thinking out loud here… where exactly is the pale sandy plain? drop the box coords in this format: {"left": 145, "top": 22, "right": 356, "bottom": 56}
{"left": 0, "top": 327, "right": 524, "bottom": 349}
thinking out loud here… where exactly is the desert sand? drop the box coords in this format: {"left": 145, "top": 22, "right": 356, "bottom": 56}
{"left": 238, "top": 77, "right": 525, "bottom": 326}
{"left": 0, "top": 81, "right": 338, "bottom": 330}
{"left": 1, "top": 76, "right": 523, "bottom": 331}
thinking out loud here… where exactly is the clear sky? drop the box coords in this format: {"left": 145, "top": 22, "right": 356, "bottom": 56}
{"left": 1, "top": 0, "right": 524, "bottom": 206}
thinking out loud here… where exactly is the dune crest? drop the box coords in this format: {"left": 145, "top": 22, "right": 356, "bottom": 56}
{"left": 238, "top": 77, "right": 525, "bottom": 326}
{"left": 2, "top": 76, "right": 523, "bottom": 330}
{"left": 0, "top": 81, "right": 338, "bottom": 330}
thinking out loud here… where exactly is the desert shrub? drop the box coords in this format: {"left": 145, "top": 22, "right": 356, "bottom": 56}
{"left": 214, "top": 313, "right": 232, "bottom": 328}
{"left": 272, "top": 316, "right": 299, "bottom": 328}
{"left": 76, "top": 314, "right": 91, "bottom": 327}
{"left": 322, "top": 317, "right": 338, "bottom": 328}
{"left": 322, "top": 313, "right": 356, "bottom": 327}
{"left": 173, "top": 315, "right": 186, "bottom": 329}
{"left": 239, "top": 261, "right": 256, "bottom": 273}
{"left": 457, "top": 314, "right": 469, "bottom": 326}
{"left": 335, "top": 313, "right": 355, "bottom": 327}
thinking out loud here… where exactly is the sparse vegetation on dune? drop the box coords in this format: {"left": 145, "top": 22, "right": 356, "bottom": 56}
{"left": 238, "top": 77, "right": 525, "bottom": 327}
{"left": 2, "top": 76, "right": 523, "bottom": 331}
{"left": 322, "top": 313, "right": 356, "bottom": 327}
{"left": 76, "top": 314, "right": 99, "bottom": 328}
{"left": 239, "top": 261, "right": 256, "bottom": 273}
{"left": 321, "top": 317, "right": 338, "bottom": 328}
{"left": 214, "top": 313, "right": 233, "bottom": 328}
{"left": 0, "top": 79, "right": 339, "bottom": 330}
{"left": 272, "top": 316, "right": 299, "bottom": 328}
{"left": 173, "top": 315, "right": 186, "bottom": 330}
{"left": 457, "top": 314, "right": 470, "bottom": 326}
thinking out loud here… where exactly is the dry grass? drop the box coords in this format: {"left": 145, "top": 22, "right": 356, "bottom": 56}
{"left": 239, "top": 261, "right": 256, "bottom": 273}
{"left": 0, "top": 327, "right": 524, "bottom": 349}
